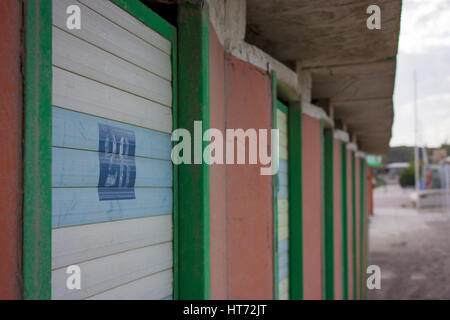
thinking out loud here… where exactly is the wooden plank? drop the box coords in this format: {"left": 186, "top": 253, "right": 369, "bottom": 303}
{"left": 52, "top": 187, "right": 172, "bottom": 228}
{"left": 278, "top": 251, "right": 289, "bottom": 280}
{"left": 278, "top": 170, "right": 288, "bottom": 188}
{"left": 52, "top": 215, "right": 172, "bottom": 269}
{"left": 278, "top": 199, "right": 289, "bottom": 241}
{"left": 87, "top": 269, "right": 172, "bottom": 300}
{"left": 278, "top": 209, "right": 288, "bottom": 229}
{"left": 278, "top": 224, "right": 288, "bottom": 241}
{"left": 53, "top": 0, "right": 171, "bottom": 81}
{"left": 53, "top": 27, "right": 172, "bottom": 107}
{"left": 279, "top": 239, "right": 288, "bottom": 255}
{"left": 278, "top": 199, "right": 288, "bottom": 215}
{"left": 52, "top": 242, "right": 172, "bottom": 299}
{"left": 52, "top": 147, "right": 172, "bottom": 187}
{"left": 279, "top": 278, "right": 289, "bottom": 300}
{"left": 278, "top": 185, "right": 288, "bottom": 199}
{"left": 53, "top": 106, "right": 171, "bottom": 159}
{"left": 280, "top": 144, "right": 288, "bottom": 161}
{"left": 78, "top": 0, "right": 171, "bottom": 55}
{"left": 279, "top": 159, "right": 288, "bottom": 173}
{"left": 53, "top": 68, "right": 172, "bottom": 133}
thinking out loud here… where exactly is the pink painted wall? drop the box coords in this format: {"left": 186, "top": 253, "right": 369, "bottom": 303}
{"left": 347, "top": 149, "right": 353, "bottom": 299}
{"left": 225, "top": 55, "right": 273, "bottom": 299}
{"left": 0, "top": 0, "right": 23, "bottom": 300}
{"left": 209, "top": 25, "right": 274, "bottom": 299}
{"left": 302, "top": 114, "right": 323, "bottom": 300}
{"left": 333, "top": 139, "right": 342, "bottom": 300}
{"left": 209, "top": 25, "right": 228, "bottom": 299}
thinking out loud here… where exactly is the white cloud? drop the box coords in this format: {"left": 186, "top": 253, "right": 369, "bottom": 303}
{"left": 391, "top": 0, "right": 450, "bottom": 148}
{"left": 399, "top": 0, "right": 450, "bottom": 54}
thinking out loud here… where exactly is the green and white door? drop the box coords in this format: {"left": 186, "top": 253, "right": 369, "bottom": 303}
{"left": 51, "top": 0, "right": 175, "bottom": 299}
{"left": 277, "top": 102, "right": 289, "bottom": 300}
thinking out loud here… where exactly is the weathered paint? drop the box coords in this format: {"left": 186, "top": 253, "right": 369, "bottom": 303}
{"left": 0, "top": 0, "right": 22, "bottom": 300}
{"left": 346, "top": 149, "right": 353, "bottom": 299}
{"left": 333, "top": 139, "right": 342, "bottom": 300}
{"left": 302, "top": 114, "right": 323, "bottom": 300}
{"left": 209, "top": 24, "right": 227, "bottom": 299}
{"left": 225, "top": 56, "right": 273, "bottom": 299}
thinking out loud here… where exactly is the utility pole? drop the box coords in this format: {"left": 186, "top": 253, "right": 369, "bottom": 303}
{"left": 414, "top": 70, "right": 420, "bottom": 208}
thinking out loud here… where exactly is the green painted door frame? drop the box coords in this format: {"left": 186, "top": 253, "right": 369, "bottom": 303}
{"left": 23, "top": 0, "right": 210, "bottom": 300}
{"left": 359, "top": 158, "right": 365, "bottom": 299}
{"left": 351, "top": 151, "right": 357, "bottom": 300}
{"left": 323, "top": 128, "right": 334, "bottom": 300}
{"left": 340, "top": 142, "right": 349, "bottom": 300}
{"left": 23, "top": 0, "right": 52, "bottom": 300}
{"left": 288, "top": 100, "right": 303, "bottom": 300}
{"left": 272, "top": 72, "right": 303, "bottom": 300}
{"left": 176, "top": 1, "right": 211, "bottom": 300}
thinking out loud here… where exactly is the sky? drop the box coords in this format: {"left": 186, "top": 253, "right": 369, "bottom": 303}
{"left": 391, "top": 0, "right": 450, "bottom": 147}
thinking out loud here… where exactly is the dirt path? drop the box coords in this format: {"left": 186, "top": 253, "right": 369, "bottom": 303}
{"left": 368, "top": 184, "right": 450, "bottom": 299}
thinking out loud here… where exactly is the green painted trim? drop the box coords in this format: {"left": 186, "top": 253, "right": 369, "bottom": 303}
{"left": 23, "top": 0, "right": 52, "bottom": 300}
{"left": 276, "top": 100, "right": 288, "bottom": 114}
{"left": 288, "top": 101, "right": 303, "bottom": 300}
{"left": 323, "top": 128, "right": 334, "bottom": 300}
{"left": 96, "top": 0, "right": 179, "bottom": 300}
{"left": 272, "top": 71, "right": 279, "bottom": 300}
{"left": 111, "top": 0, "right": 176, "bottom": 41}
{"left": 320, "top": 119, "right": 326, "bottom": 299}
{"left": 351, "top": 152, "right": 357, "bottom": 299}
{"left": 177, "top": 2, "right": 211, "bottom": 300}
{"left": 171, "top": 21, "right": 179, "bottom": 302}
{"left": 359, "top": 158, "right": 365, "bottom": 300}
{"left": 340, "top": 142, "right": 349, "bottom": 300}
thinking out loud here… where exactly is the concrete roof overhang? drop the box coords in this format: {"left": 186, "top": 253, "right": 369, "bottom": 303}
{"left": 246, "top": 0, "right": 401, "bottom": 154}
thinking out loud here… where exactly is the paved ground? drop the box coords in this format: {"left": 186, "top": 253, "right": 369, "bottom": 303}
{"left": 368, "top": 184, "right": 450, "bottom": 299}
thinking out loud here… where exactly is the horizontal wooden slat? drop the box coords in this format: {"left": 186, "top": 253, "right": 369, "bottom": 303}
{"left": 53, "top": 147, "right": 172, "bottom": 188}
{"left": 279, "top": 278, "right": 289, "bottom": 300}
{"left": 53, "top": 106, "right": 171, "bottom": 158}
{"left": 279, "top": 144, "right": 288, "bottom": 161}
{"left": 87, "top": 269, "right": 173, "bottom": 300}
{"left": 52, "top": 187, "right": 172, "bottom": 228}
{"left": 277, "top": 109, "right": 288, "bottom": 133}
{"left": 279, "top": 239, "right": 288, "bottom": 254}
{"left": 278, "top": 224, "right": 288, "bottom": 241}
{"left": 78, "top": 0, "right": 171, "bottom": 55}
{"left": 278, "top": 199, "right": 288, "bottom": 215}
{"left": 53, "top": 0, "right": 171, "bottom": 80}
{"left": 278, "top": 205, "right": 288, "bottom": 227}
{"left": 278, "top": 185, "right": 288, "bottom": 199}
{"left": 279, "top": 159, "right": 288, "bottom": 173}
{"left": 278, "top": 170, "right": 288, "bottom": 188}
{"left": 279, "top": 251, "right": 289, "bottom": 281}
{"left": 53, "top": 67, "right": 172, "bottom": 134}
{"left": 52, "top": 215, "right": 172, "bottom": 269}
{"left": 53, "top": 27, "right": 172, "bottom": 107}
{"left": 52, "top": 242, "right": 172, "bottom": 299}
{"left": 279, "top": 130, "right": 288, "bottom": 148}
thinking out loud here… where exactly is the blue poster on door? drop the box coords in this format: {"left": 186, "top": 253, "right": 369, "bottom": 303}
{"left": 98, "top": 123, "right": 136, "bottom": 201}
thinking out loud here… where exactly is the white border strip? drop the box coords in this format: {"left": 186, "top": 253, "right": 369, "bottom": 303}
{"left": 355, "top": 151, "right": 366, "bottom": 158}
{"left": 346, "top": 142, "right": 357, "bottom": 151}
{"left": 333, "top": 129, "right": 349, "bottom": 143}
{"left": 303, "top": 103, "right": 334, "bottom": 127}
